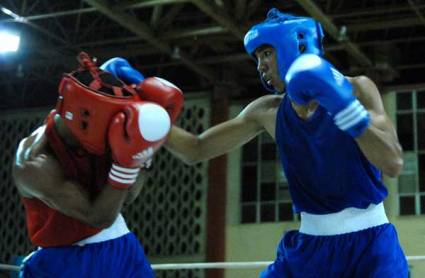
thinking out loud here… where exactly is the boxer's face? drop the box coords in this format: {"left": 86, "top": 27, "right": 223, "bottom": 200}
{"left": 254, "top": 45, "right": 284, "bottom": 92}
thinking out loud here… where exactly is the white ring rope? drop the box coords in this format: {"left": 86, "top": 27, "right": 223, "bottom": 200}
{"left": 0, "top": 264, "right": 20, "bottom": 272}
{"left": 1, "top": 256, "right": 425, "bottom": 272}
{"left": 152, "top": 261, "right": 272, "bottom": 270}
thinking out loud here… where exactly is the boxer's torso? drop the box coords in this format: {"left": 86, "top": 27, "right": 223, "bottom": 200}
{"left": 275, "top": 94, "right": 387, "bottom": 214}
{"left": 19, "top": 113, "right": 112, "bottom": 247}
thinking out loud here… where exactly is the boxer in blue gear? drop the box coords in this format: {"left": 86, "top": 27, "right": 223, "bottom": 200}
{"left": 105, "top": 8, "right": 408, "bottom": 277}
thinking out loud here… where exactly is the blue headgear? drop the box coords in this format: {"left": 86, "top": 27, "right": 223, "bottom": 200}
{"left": 244, "top": 8, "right": 325, "bottom": 92}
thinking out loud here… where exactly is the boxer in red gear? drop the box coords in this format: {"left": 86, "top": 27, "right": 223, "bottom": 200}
{"left": 13, "top": 52, "right": 174, "bottom": 277}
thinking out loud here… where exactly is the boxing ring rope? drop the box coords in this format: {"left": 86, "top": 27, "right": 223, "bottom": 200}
{"left": 0, "top": 263, "right": 20, "bottom": 272}
{"left": 2, "top": 256, "right": 425, "bottom": 272}
{"left": 152, "top": 261, "right": 272, "bottom": 270}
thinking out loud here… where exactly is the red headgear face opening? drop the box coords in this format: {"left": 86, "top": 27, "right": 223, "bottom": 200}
{"left": 55, "top": 52, "right": 142, "bottom": 155}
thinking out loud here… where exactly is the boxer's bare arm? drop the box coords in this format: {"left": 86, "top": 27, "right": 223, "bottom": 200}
{"left": 350, "top": 76, "right": 404, "bottom": 177}
{"left": 165, "top": 95, "right": 281, "bottom": 164}
{"left": 13, "top": 127, "right": 130, "bottom": 228}
{"left": 124, "top": 172, "right": 146, "bottom": 205}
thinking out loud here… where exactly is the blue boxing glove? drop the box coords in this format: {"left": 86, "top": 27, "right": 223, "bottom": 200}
{"left": 100, "top": 57, "right": 145, "bottom": 84}
{"left": 285, "top": 54, "right": 370, "bottom": 137}
{"left": 102, "top": 57, "right": 184, "bottom": 125}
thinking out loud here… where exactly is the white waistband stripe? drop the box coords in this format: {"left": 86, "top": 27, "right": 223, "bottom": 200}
{"left": 74, "top": 214, "right": 130, "bottom": 246}
{"left": 299, "top": 203, "right": 388, "bottom": 236}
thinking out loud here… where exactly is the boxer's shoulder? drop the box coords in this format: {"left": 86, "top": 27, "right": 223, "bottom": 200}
{"left": 16, "top": 125, "right": 49, "bottom": 166}
{"left": 241, "top": 94, "right": 283, "bottom": 119}
{"left": 14, "top": 125, "right": 51, "bottom": 198}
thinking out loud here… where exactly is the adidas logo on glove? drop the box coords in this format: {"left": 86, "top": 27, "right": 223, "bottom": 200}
{"left": 132, "top": 147, "right": 154, "bottom": 161}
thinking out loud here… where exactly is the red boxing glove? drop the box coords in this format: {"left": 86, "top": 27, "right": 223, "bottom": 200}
{"left": 138, "top": 77, "right": 184, "bottom": 123}
{"left": 107, "top": 102, "right": 171, "bottom": 189}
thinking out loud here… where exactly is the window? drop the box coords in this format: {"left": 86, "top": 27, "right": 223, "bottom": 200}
{"left": 240, "top": 133, "right": 295, "bottom": 223}
{"left": 397, "top": 90, "right": 425, "bottom": 215}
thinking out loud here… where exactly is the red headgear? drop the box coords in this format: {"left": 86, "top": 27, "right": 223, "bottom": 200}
{"left": 55, "top": 52, "right": 142, "bottom": 155}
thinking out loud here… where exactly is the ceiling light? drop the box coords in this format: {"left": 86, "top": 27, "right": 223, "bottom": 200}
{"left": 0, "top": 31, "right": 20, "bottom": 52}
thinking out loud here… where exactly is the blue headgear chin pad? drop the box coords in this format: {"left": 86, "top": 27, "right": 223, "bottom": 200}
{"left": 244, "top": 8, "right": 325, "bottom": 92}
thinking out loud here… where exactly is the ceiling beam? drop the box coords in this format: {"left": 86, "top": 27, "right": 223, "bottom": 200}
{"left": 295, "top": 0, "right": 373, "bottom": 67}
{"left": 1, "top": 7, "right": 96, "bottom": 21}
{"left": 150, "top": 5, "right": 163, "bottom": 28}
{"left": 3, "top": 46, "right": 425, "bottom": 76}
{"left": 146, "top": 17, "right": 425, "bottom": 39}
{"left": 137, "top": 53, "right": 249, "bottom": 69}
{"left": 407, "top": 0, "right": 425, "bottom": 27}
{"left": 83, "top": 0, "right": 216, "bottom": 81}
{"left": 348, "top": 17, "right": 424, "bottom": 32}
{"left": 5, "top": 30, "right": 425, "bottom": 74}
{"left": 6, "top": 2, "right": 425, "bottom": 30}
{"left": 115, "top": 0, "right": 189, "bottom": 10}
{"left": 80, "top": 34, "right": 425, "bottom": 60}
{"left": 330, "top": 3, "right": 425, "bottom": 19}
{"left": 235, "top": 0, "right": 247, "bottom": 20}
{"left": 244, "top": 0, "right": 261, "bottom": 21}
{"left": 190, "top": 0, "right": 245, "bottom": 39}
{"left": 0, "top": 0, "right": 190, "bottom": 22}
{"left": 157, "top": 3, "right": 185, "bottom": 30}
{"left": 68, "top": 18, "right": 425, "bottom": 49}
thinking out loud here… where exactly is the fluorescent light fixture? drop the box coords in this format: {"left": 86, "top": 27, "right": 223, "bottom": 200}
{"left": 0, "top": 6, "right": 27, "bottom": 22}
{"left": 0, "top": 7, "right": 14, "bottom": 16}
{"left": 0, "top": 31, "right": 20, "bottom": 52}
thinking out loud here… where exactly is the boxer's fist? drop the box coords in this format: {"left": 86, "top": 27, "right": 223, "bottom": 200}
{"left": 107, "top": 102, "right": 171, "bottom": 189}
{"left": 285, "top": 54, "right": 370, "bottom": 137}
{"left": 138, "top": 77, "right": 184, "bottom": 124}
{"left": 101, "top": 58, "right": 183, "bottom": 123}
{"left": 100, "top": 57, "right": 145, "bottom": 84}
